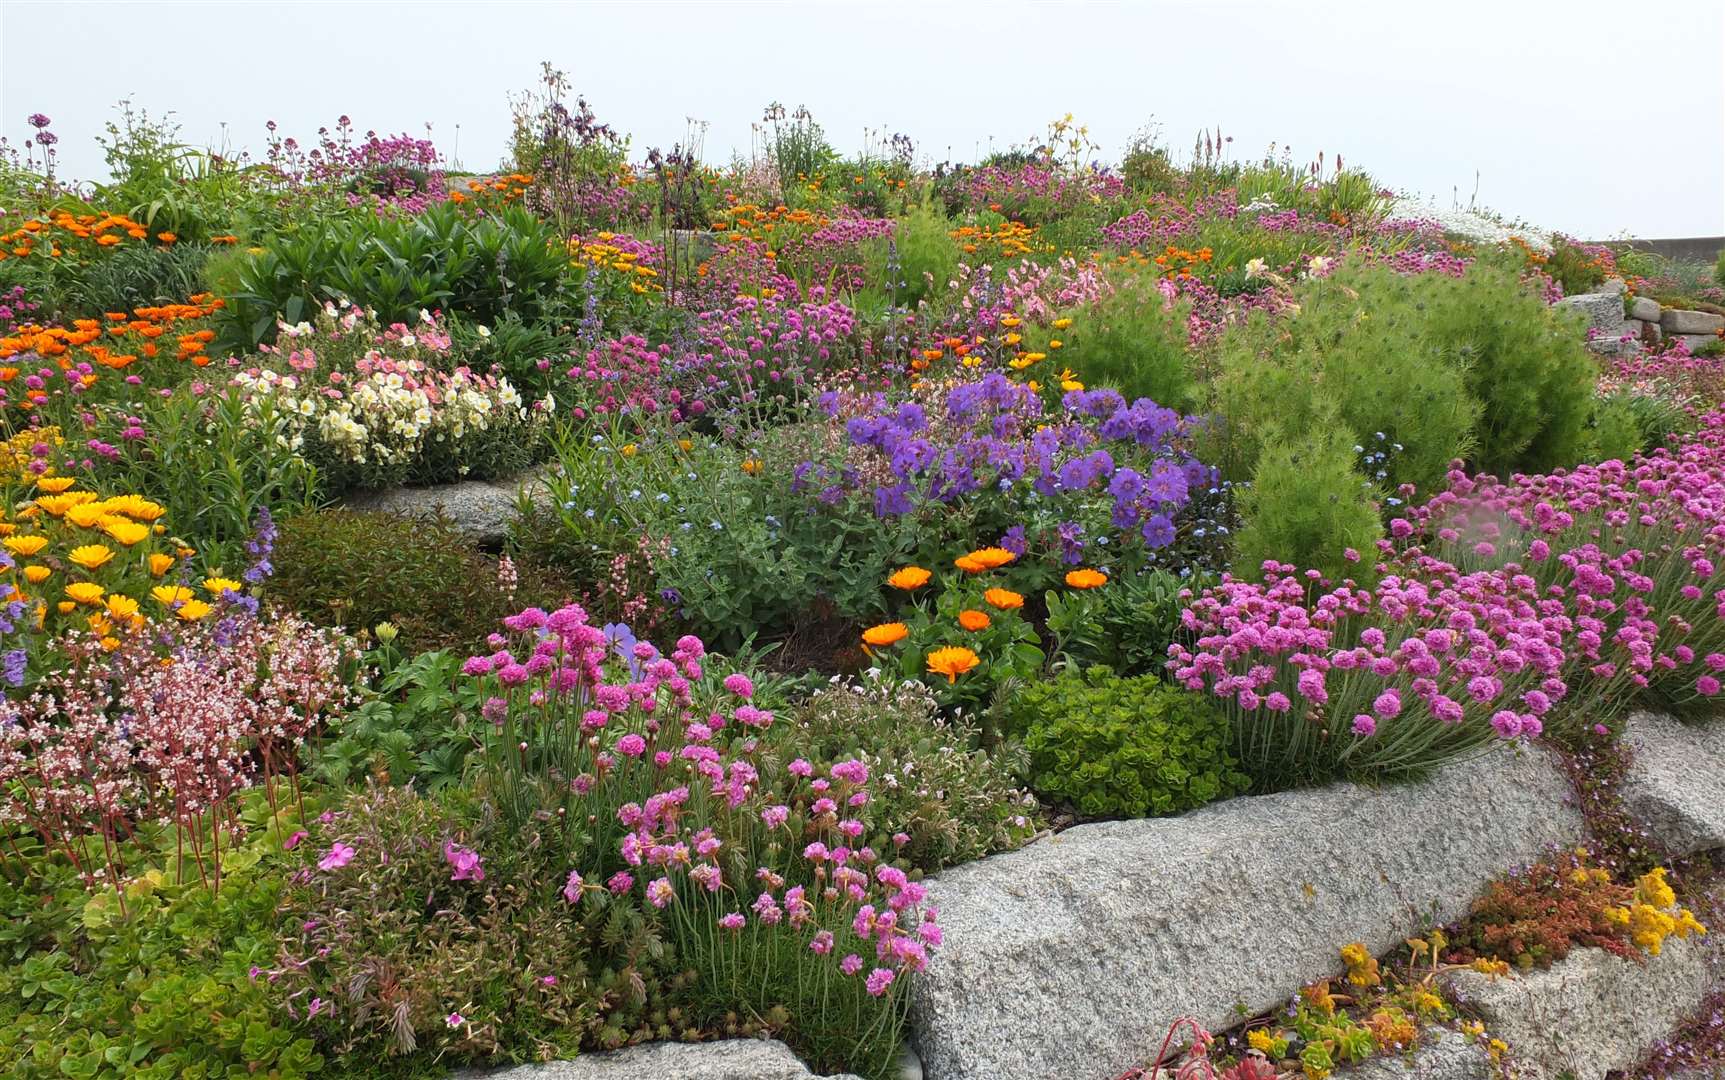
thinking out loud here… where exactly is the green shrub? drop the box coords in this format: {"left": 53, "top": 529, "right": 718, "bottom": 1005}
{"left": 1052, "top": 568, "right": 1206, "bottom": 677}
{"left": 270, "top": 509, "right": 574, "bottom": 653}
{"left": 1232, "top": 423, "right": 1384, "bottom": 584}
{"left": 1212, "top": 276, "right": 1480, "bottom": 495}
{"left": 0, "top": 827, "right": 318, "bottom": 1079}
{"left": 1007, "top": 666, "right": 1249, "bottom": 818}
{"left": 861, "top": 200, "right": 960, "bottom": 314}
{"left": 1055, "top": 273, "right": 1198, "bottom": 410}
{"left": 1715, "top": 247, "right": 1725, "bottom": 287}
{"left": 1408, "top": 262, "right": 1598, "bottom": 476}
{"left": 52, "top": 240, "right": 214, "bottom": 318}
{"left": 219, "top": 201, "right": 567, "bottom": 348}
{"left": 772, "top": 675, "right": 1040, "bottom": 873}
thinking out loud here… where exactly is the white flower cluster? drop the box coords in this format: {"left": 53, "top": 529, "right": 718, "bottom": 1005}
{"left": 235, "top": 366, "right": 534, "bottom": 468}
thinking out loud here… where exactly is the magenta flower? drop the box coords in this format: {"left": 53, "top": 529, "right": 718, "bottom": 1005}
{"left": 318, "top": 843, "right": 355, "bottom": 871}
{"left": 840, "top": 953, "right": 864, "bottom": 976}
{"left": 446, "top": 1012, "right": 464, "bottom": 1028}
{"left": 563, "top": 870, "right": 584, "bottom": 904}
{"left": 719, "top": 912, "right": 746, "bottom": 931}
{"left": 1351, "top": 714, "right": 1377, "bottom": 737}
{"left": 646, "top": 876, "right": 675, "bottom": 908}
{"left": 444, "top": 841, "right": 484, "bottom": 882}
{"left": 866, "top": 967, "right": 897, "bottom": 997}
{"left": 283, "top": 829, "right": 308, "bottom": 850}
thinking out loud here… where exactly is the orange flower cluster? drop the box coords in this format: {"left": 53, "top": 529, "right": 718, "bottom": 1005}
{"left": 1152, "top": 245, "right": 1213, "bottom": 279}
{"left": 451, "top": 172, "right": 534, "bottom": 206}
{"left": 711, "top": 203, "right": 830, "bottom": 246}
{"left": 0, "top": 295, "right": 225, "bottom": 401}
{"left": 950, "top": 221, "right": 1045, "bottom": 258}
{"left": 0, "top": 210, "right": 175, "bottom": 261}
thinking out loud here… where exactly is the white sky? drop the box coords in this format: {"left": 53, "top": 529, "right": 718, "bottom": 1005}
{"left": 3, "top": 0, "right": 1722, "bottom": 240}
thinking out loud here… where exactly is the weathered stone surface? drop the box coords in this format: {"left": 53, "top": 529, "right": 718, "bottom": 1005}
{"left": 910, "top": 747, "right": 1583, "bottom": 1080}
{"left": 1585, "top": 332, "right": 1641, "bottom": 357}
{"left": 1631, "top": 296, "right": 1663, "bottom": 322}
{"left": 1663, "top": 309, "right": 1725, "bottom": 335}
{"left": 1621, "top": 711, "right": 1725, "bottom": 858}
{"left": 342, "top": 466, "right": 555, "bottom": 547}
{"left": 1643, "top": 319, "right": 1665, "bottom": 344}
{"left": 463, "top": 1039, "right": 863, "bottom": 1080}
{"left": 1447, "top": 926, "right": 1721, "bottom": 1080}
{"left": 1597, "top": 277, "right": 1629, "bottom": 297}
{"left": 1679, "top": 333, "right": 1723, "bottom": 352}
{"left": 1557, "top": 291, "right": 1629, "bottom": 335}
{"left": 1335, "top": 1031, "right": 1492, "bottom": 1080}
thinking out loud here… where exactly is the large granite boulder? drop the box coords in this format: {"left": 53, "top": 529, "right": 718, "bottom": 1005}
{"left": 464, "top": 1039, "right": 863, "bottom": 1080}
{"left": 1662, "top": 309, "right": 1725, "bottom": 336}
{"left": 1620, "top": 711, "right": 1725, "bottom": 858}
{"left": 1556, "top": 292, "right": 1629, "bottom": 336}
{"left": 910, "top": 747, "right": 1583, "bottom": 1080}
{"left": 1446, "top": 920, "right": 1722, "bottom": 1080}
{"left": 342, "top": 466, "right": 556, "bottom": 547}
{"left": 1336, "top": 1031, "right": 1493, "bottom": 1080}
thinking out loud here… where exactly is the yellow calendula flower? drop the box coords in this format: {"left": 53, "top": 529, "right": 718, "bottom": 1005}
{"left": 34, "top": 476, "right": 76, "bottom": 493}
{"left": 22, "top": 565, "right": 50, "bottom": 585}
{"left": 64, "top": 581, "right": 105, "bottom": 606}
{"left": 66, "top": 503, "right": 109, "bottom": 528}
{"left": 103, "top": 519, "right": 151, "bottom": 546}
{"left": 151, "top": 585, "right": 194, "bottom": 606}
{"left": 148, "top": 553, "right": 175, "bottom": 577}
{"left": 4, "top": 535, "right": 48, "bottom": 558}
{"left": 1052, "top": 317, "right": 1073, "bottom": 330}
{"left": 68, "top": 545, "right": 115, "bottom": 571}
{"left": 203, "top": 577, "right": 242, "bottom": 595}
{"left": 56, "top": 600, "right": 77, "bottom": 615}
{"left": 106, "top": 594, "right": 140, "bottom": 619}
{"left": 174, "top": 599, "right": 213, "bottom": 621}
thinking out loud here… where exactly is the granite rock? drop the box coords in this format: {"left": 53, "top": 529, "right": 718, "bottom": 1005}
{"left": 462, "top": 1039, "right": 864, "bottom": 1080}
{"left": 1335, "top": 1031, "right": 1493, "bottom": 1080}
{"left": 342, "top": 466, "right": 555, "bottom": 547}
{"left": 1631, "top": 296, "right": 1663, "bottom": 322}
{"left": 1663, "top": 309, "right": 1725, "bottom": 336}
{"left": 1620, "top": 711, "right": 1725, "bottom": 858}
{"left": 909, "top": 747, "right": 1583, "bottom": 1080}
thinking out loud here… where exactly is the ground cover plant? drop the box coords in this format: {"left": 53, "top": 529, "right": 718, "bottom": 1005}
{"left": 2, "top": 78, "right": 1724, "bottom": 1080}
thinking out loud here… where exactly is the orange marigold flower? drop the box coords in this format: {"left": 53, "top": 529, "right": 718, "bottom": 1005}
{"left": 861, "top": 622, "right": 909, "bottom": 647}
{"left": 983, "top": 587, "right": 1024, "bottom": 610}
{"left": 957, "top": 610, "right": 991, "bottom": 632}
{"left": 954, "top": 555, "right": 987, "bottom": 573}
{"left": 886, "top": 566, "right": 931, "bottom": 590}
{"left": 925, "top": 646, "right": 980, "bottom": 683}
{"left": 1065, "top": 568, "right": 1108, "bottom": 589}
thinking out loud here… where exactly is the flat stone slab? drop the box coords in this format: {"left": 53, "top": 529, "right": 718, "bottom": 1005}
{"left": 342, "top": 465, "right": 555, "bottom": 547}
{"left": 1447, "top": 920, "right": 1722, "bottom": 1080}
{"left": 910, "top": 747, "right": 1583, "bottom": 1080}
{"left": 1662, "top": 309, "right": 1725, "bottom": 336}
{"left": 1557, "top": 292, "right": 1629, "bottom": 335}
{"left": 1620, "top": 712, "right": 1725, "bottom": 859}
{"left": 464, "top": 1039, "right": 863, "bottom": 1080}
{"left": 1336, "top": 1031, "right": 1493, "bottom": 1080}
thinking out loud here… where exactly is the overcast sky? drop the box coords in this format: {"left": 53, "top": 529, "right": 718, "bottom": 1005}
{"left": 3, "top": 0, "right": 1722, "bottom": 239}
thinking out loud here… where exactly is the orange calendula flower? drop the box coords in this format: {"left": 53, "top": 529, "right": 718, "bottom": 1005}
{"left": 34, "top": 476, "right": 76, "bottom": 493}
{"left": 148, "top": 553, "right": 175, "bottom": 576}
{"left": 22, "top": 565, "right": 51, "bottom": 585}
{"left": 151, "top": 584, "right": 193, "bottom": 605}
{"left": 886, "top": 566, "right": 931, "bottom": 590}
{"left": 925, "top": 646, "right": 980, "bottom": 683}
{"left": 957, "top": 610, "right": 991, "bottom": 632}
{"left": 1066, "top": 568, "right": 1108, "bottom": 589}
{"left": 962, "top": 547, "right": 1016, "bottom": 570}
{"left": 983, "top": 587, "right": 1024, "bottom": 610}
{"left": 861, "top": 622, "right": 909, "bottom": 647}
{"left": 106, "top": 594, "right": 140, "bottom": 619}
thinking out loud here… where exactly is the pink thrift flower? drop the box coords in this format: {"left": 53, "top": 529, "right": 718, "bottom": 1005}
{"left": 563, "top": 870, "right": 584, "bottom": 904}
{"left": 1351, "top": 714, "right": 1377, "bottom": 737}
{"left": 866, "top": 968, "right": 896, "bottom": 996}
{"left": 840, "top": 953, "right": 864, "bottom": 976}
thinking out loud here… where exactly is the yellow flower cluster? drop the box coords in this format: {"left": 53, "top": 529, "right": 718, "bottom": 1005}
{"left": 1, "top": 478, "right": 217, "bottom": 649}
{"left": 1605, "top": 867, "right": 1707, "bottom": 956}
{"left": 569, "top": 233, "right": 663, "bottom": 295}
{"left": 0, "top": 427, "right": 62, "bottom": 484}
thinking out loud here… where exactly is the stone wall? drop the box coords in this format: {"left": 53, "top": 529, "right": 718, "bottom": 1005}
{"left": 1557, "top": 276, "right": 1725, "bottom": 355}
